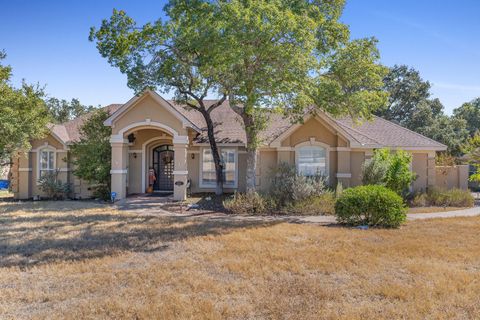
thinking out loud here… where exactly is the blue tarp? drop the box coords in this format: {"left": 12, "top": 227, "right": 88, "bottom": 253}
{"left": 0, "top": 180, "right": 9, "bottom": 189}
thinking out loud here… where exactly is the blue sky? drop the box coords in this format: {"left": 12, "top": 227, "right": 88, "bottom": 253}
{"left": 1, "top": 0, "right": 479, "bottom": 114}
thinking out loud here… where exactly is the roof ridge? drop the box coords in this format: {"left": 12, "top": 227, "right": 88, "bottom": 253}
{"left": 333, "top": 118, "right": 382, "bottom": 146}
{"left": 372, "top": 115, "right": 447, "bottom": 147}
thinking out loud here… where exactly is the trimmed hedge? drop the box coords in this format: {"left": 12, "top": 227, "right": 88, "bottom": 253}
{"left": 335, "top": 185, "right": 407, "bottom": 228}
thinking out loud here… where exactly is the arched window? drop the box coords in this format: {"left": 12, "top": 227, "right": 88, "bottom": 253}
{"left": 38, "top": 147, "right": 56, "bottom": 179}
{"left": 297, "top": 145, "right": 327, "bottom": 176}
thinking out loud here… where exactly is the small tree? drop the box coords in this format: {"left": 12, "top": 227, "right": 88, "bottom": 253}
{"left": 361, "top": 148, "right": 415, "bottom": 196}
{"left": 69, "top": 110, "right": 112, "bottom": 200}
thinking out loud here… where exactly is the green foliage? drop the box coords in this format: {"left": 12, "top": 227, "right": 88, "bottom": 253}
{"left": 269, "top": 163, "right": 327, "bottom": 207}
{"left": 46, "top": 97, "right": 95, "bottom": 123}
{"left": 89, "top": 7, "right": 230, "bottom": 194}
{"left": 377, "top": 65, "right": 431, "bottom": 126}
{"left": 90, "top": 1, "right": 387, "bottom": 192}
{"left": 223, "top": 192, "right": 274, "bottom": 215}
{"left": 69, "top": 109, "right": 111, "bottom": 200}
{"left": 361, "top": 148, "right": 416, "bottom": 196}
{"left": 282, "top": 192, "right": 336, "bottom": 216}
{"left": 411, "top": 188, "right": 474, "bottom": 208}
{"left": 376, "top": 65, "right": 468, "bottom": 155}
{"left": 335, "top": 185, "right": 407, "bottom": 228}
{"left": 408, "top": 100, "right": 468, "bottom": 156}
{"left": 38, "top": 170, "right": 71, "bottom": 200}
{"left": 0, "top": 50, "right": 50, "bottom": 160}
{"left": 453, "top": 98, "right": 480, "bottom": 136}
{"left": 461, "top": 132, "right": 480, "bottom": 183}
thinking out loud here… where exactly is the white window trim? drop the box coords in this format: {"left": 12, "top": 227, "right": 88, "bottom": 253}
{"left": 199, "top": 147, "right": 238, "bottom": 189}
{"left": 294, "top": 139, "right": 330, "bottom": 182}
{"left": 37, "top": 146, "right": 57, "bottom": 184}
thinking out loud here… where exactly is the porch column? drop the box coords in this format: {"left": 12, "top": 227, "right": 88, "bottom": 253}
{"left": 336, "top": 148, "right": 351, "bottom": 187}
{"left": 427, "top": 151, "right": 436, "bottom": 189}
{"left": 173, "top": 136, "right": 189, "bottom": 201}
{"left": 110, "top": 135, "right": 128, "bottom": 200}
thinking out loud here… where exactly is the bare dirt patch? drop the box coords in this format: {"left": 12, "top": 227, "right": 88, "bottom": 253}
{"left": 0, "top": 201, "right": 479, "bottom": 319}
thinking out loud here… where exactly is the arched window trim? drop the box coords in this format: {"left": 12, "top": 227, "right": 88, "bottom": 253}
{"left": 294, "top": 139, "right": 330, "bottom": 181}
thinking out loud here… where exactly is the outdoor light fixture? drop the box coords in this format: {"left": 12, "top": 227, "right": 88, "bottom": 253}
{"left": 191, "top": 153, "right": 195, "bottom": 159}
{"left": 127, "top": 133, "right": 136, "bottom": 143}
{"left": 133, "top": 153, "right": 137, "bottom": 159}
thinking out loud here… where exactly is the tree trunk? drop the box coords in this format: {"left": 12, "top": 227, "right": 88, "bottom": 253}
{"left": 203, "top": 109, "right": 224, "bottom": 195}
{"left": 245, "top": 146, "right": 256, "bottom": 193}
{"left": 243, "top": 114, "right": 257, "bottom": 193}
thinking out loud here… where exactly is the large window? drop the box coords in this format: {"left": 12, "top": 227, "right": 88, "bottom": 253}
{"left": 201, "top": 148, "right": 237, "bottom": 187}
{"left": 39, "top": 149, "right": 55, "bottom": 178}
{"left": 297, "top": 146, "right": 327, "bottom": 176}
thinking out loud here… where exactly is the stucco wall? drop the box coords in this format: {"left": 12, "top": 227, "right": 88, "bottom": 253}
{"left": 257, "top": 150, "right": 277, "bottom": 192}
{"left": 435, "top": 165, "right": 469, "bottom": 190}
{"left": 350, "top": 151, "right": 365, "bottom": 187}
{"left": 111, "top": 95, "right": 187, "bottom": 136}
{"left": 412, "top": 153, "right": 428, "bottom": 192}
{"left": 280, "top": 117, "right": 346, "bottom": 148}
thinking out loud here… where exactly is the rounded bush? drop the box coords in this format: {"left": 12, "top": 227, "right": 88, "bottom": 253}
{"left": 335, "top": 185, "right": 406, "bottom": 228}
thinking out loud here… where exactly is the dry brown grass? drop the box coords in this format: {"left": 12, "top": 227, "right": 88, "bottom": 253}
{"left": 0, "top": 201, "right": 479, "bottom": 319}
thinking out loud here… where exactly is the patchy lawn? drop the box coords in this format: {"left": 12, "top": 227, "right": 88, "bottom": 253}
{"left": 0, "top": 201, "right": 479, "bottom": 319}
{"left": 0, "top": 190, "right": 12, "bottom": 199}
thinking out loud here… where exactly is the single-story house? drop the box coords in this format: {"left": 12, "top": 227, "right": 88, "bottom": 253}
{"left": 12, "top": 90, "right": 463, "bottom": 201}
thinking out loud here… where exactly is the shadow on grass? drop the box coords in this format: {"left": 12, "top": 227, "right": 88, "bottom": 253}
{"left": 0, "top": 208, "right": 279, "bottom": 268}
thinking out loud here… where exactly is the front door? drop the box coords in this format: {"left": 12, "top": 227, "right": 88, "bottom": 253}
{"left": 152, "top": 145, "right": 174, "bottom": 191}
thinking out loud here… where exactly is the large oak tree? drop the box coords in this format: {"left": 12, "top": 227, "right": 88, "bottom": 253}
{"left": 90, "top": 7, "right": 229, "bottom": 195}
{"left": 91, "top": 0, "right": 388, "bottom": 193}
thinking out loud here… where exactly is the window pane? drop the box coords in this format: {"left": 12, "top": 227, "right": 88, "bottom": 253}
{"left": 224, "top": 171, "right": 235, "bottom": 185}
{"left": 202, "top": 148, "right": 237, "bottom": 186}
{"left": 298, "top": 146, "right": 326, "bottom": 176}
{"left": 41, "top": 152, "right": 48, "bottom": 169}
{"left": 202, "top": 171, "right": 216, "bottom": 184}
{"left": 48, "top": 152, "right": 54, "bottom": 169}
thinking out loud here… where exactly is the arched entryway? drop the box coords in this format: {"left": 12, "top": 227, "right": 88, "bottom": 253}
{"left": 152, "top": 145, "right": 174, "bottom": 191}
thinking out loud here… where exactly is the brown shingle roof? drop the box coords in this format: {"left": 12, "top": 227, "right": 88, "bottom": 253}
{"left": 51, "top": 104, "right": 122, "bottom": 144}
{"left": 168, "top": 101, "right": 445, "bottom": 149}
{"left": 50, "top": 99, "right": 446, "bottom": 150}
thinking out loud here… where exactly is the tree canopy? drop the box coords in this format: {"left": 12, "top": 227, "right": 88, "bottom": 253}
{"left": 46, "top": 97, "right": 95, "bottom": 123}
{"left": 377, "top": 65, "right": 469, "bottom": 155}
{"left": 453, "top": 98, "right": 480, "bottom": 137}
{"left": 0, "top": 50, "right": 50, "bottom": 163}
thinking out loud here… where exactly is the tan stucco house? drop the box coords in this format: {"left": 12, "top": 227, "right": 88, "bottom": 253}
{"left": 12, "top": 90, "right": 457, "bottom": 201}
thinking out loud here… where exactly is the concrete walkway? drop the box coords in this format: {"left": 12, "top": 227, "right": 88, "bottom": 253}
{"left": 298, "top": 206, "right": 480, "bottom": 224}
{"left": 118, "top": 195, "right": 480, "bottom": 225}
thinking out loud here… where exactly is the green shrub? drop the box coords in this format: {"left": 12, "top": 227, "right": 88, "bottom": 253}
{"left": 269, "top": 163, "right": 327, "bottom": 206}
{"left": 223, "top": 192, "right": 274, "bottom": 215}
{"left": 38, "top": 170, "right": 71, "bottom": 200}
{"left": 282, "top": 192, "right": 335, "bottom": 216}
{"left": 411, "top": 192, "right": 428, "bottom": 207}
{"left": 411, "top": 188, "right": 474, "bottom": 207}
{"left": 335, "top": 185, "right": 407, "bottom": 228}
{"left": 361, "top": 148, "right": 415, "bottom": 197}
